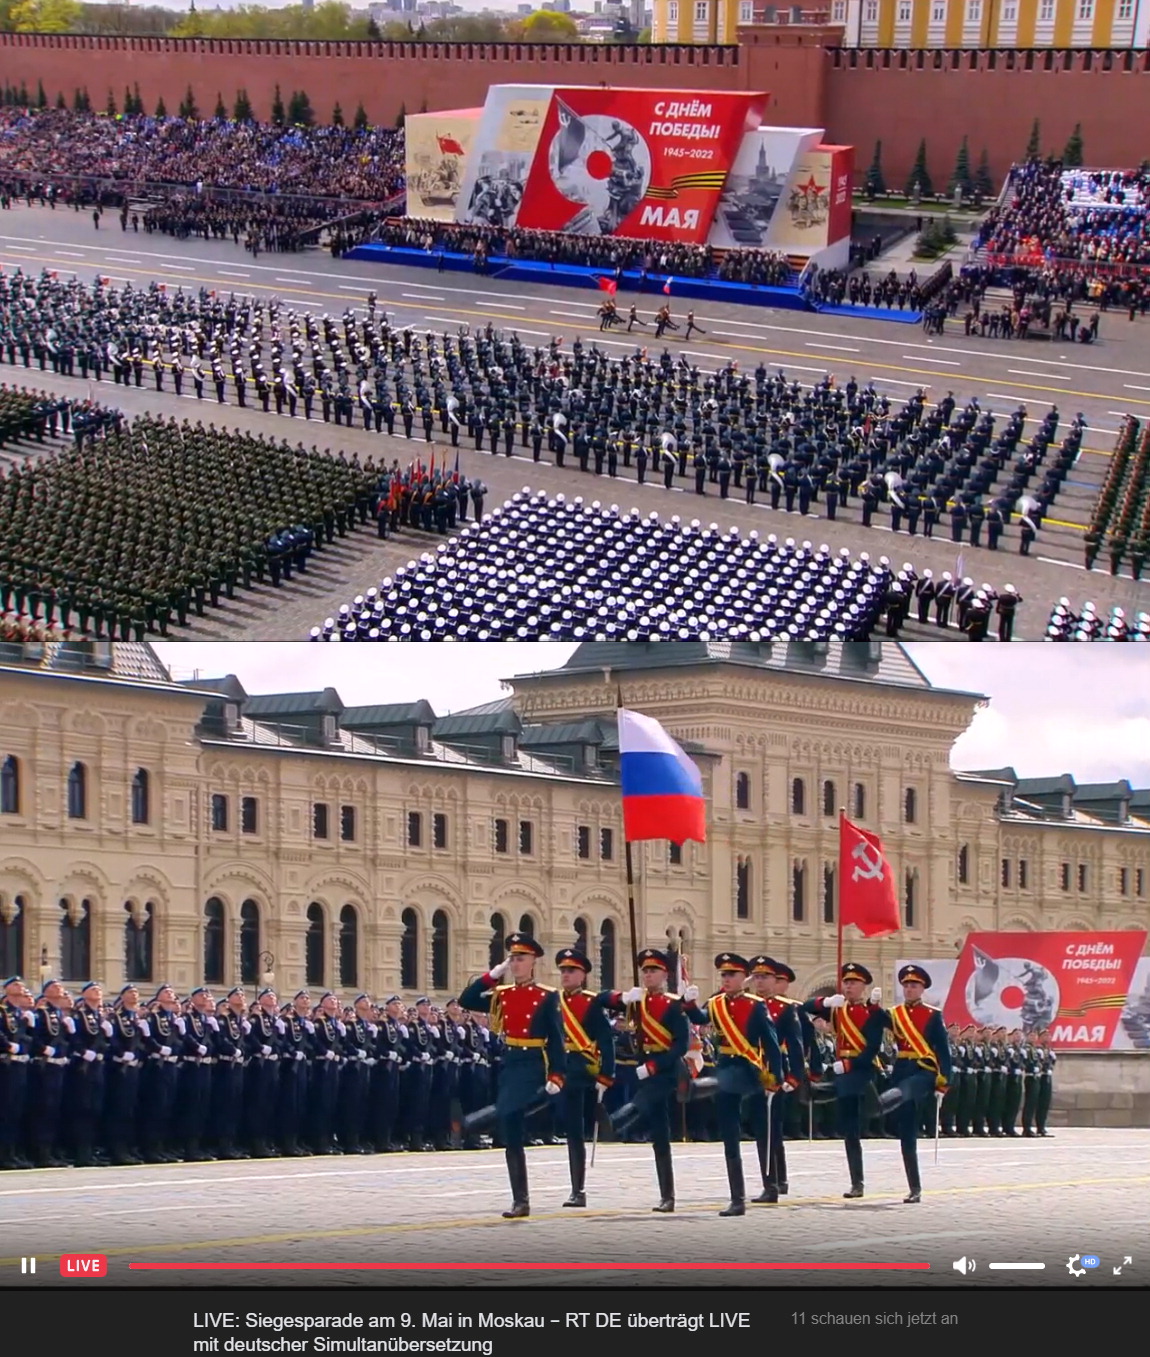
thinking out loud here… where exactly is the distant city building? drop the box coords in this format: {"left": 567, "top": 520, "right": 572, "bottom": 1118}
{"left": 651, "top": 0, "right": 1150, "bottom": 46}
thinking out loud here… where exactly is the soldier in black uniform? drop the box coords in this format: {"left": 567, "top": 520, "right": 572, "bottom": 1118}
{"left": 211, "top": 988, "right": 250, "bottom": 1160}
{"left": 340, "top": 994, "right": 376, "bottom": 1154}
{"left": 68, "top": 980, "right": 111, "bottom": 1168}
{"left": 309, "top": 991, "right": 345, "bottom": 1154}
{"left": 372, "top": 995, "right": 407, "bottom": 1153}
{"left": 28, "top": 978, "right": 72, "bottom": 1167}
{"left": 178, "top": 987, "right": 218, "bottom": 1162}
{"left": 246, "top": 988, "right": 284, "bottom": 1158}
{"left": 553, "top": 946, "right": 616, "bottom": 1208}
{"left": 138, "top": 982, "right": 184, "bottom": 1160}
{"left": 280, "top": 990, "right": 314, "bottom": 1157}
{"left": 401, "top": 997, "right": 435, "bottom": 1152}
{"left": 104, "top": 984, "right": 146, "bottom": 1164}
{"left": 0, "top": 975, "right": 33, "bottom": 1170}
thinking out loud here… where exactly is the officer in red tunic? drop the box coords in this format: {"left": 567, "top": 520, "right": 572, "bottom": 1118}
{"left": 603, "top": 947, "right": 689, "bottom": 1213}
{"left": 682, "top": 953, "right": 783, "bottom": 1216}
{"left": 804, "top": 961, "right": 885, "bottom": 1198}
{"left": 554, "top": 947, "right": 615, "bottom": 1209}
{"left": 744, "top": 956, "right": 805, "bottom": 1201}
{"left": 460, "top": 932, "right": 565, "bottom": 1219}
{"left": 867, "top": 964, "right": 953, "bottom": 1203}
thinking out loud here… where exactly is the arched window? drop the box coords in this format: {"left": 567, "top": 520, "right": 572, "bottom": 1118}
{"left": 574, "top": 916, "right": 590, "bottom": 957}
{"left": 431, "top": 909, "right": 449, "bottom": 991}
{"left": 124, "top": 901, "right": 154, "bottom": 982}
{"left": 488, "top": 912, "right": 507, "bottom": 969}
{"left": 853, "top": 782, "right": 866, "bottom": 819}
{"left": 822, "top": 779, "right": 837, "bottom": 817}
{"left": 305, "top": 903, "right": 326, "bottom": 987}
{"left": 339, "top": 905, "right": 359, "bottom": 989}
{"left": 736, "top": 856, "right": 751, "bottom": 920}
{"left": 0, "top": 755, "right": 19, "bottom": 815}
{"left": 905, "top": 788, "right": 917, "bottom": 824}
{"left": 791, "top": 777, "right": 805, "bottom": 815}
{"left": 905, "top": 870, "right": 917, "bottom": 928}
{"left": 67, "top": 762, "right": 87, "bottom": 820}
{"left": 204, "top": 897, "right": 225, "bottom": 985}
{"left": 822, "top": 864, "right": 836, "bottom": 924}
{"left": 60, "top": 898, "right": 91, "bottom": 979}
{"left": 0, "top": 894, "right": 25, "bottom": 976}
{"left": 599, "top": 919, "right": 616, "bottom": 991}
{"left": 239, "top": 900, "right": 260, "bottom": 983}
{"left": 400, "top": 908, "right": 419, "bottom": 989}
{"left": 957, "top": 844, "right": 970, "bottom": 886}
{"left": 518, "top": 913, "right": 535, "bottom": 938}
{"left": 792, "top": 862, "right": 807, "bottom": 922}
{"left": 130, "top": 769, "right": 150, "bottom": 825}
{"left": 735, "top": 772, "right": 751, "bottom": 810}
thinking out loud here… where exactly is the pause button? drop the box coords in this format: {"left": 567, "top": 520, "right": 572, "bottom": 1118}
{"left": 20, "top": 1257, "right": 36, "bottom": 1274}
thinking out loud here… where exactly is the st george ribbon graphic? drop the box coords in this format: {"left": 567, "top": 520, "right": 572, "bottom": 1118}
{"left": 516, "top": 88, "right": 767, "bottom": 245}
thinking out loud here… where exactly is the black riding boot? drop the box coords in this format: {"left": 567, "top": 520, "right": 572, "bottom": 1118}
{"left": 843, "top": 1137, "right": 865, "bottom": 1197}
{"left": 502, "top": 1146, "right": 529, "bottom": 1218}
{"left": 902, "top": 1147, "right": 922, "bottom": 1203}
{"left": 752, "top": 1137, "right": 777, "bottom": 1203}
{"left": 719, "top": 1146, "right": 746, "bottom": 1216}
{"left": 564, "top": 1136, "right": 587, "bottom": 1207}
{"left": 652, "top": 1143, "right": 675, "bottom": 1213}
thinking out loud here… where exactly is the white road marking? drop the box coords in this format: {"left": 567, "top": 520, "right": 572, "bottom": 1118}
{"left": 422, "top": 317, "right": 458, "bottom": 327}
{"left": 908, "top": 356, "right": 961, "bottom": 365}
{"left": 276, "top": 278, "right": 312, "bottom": 286}
{"left": 478, "top": 301, "right": 524, "bottom": 309}
{"left": 401, "top": 293, "right": 444, "bottom": 301}
{"left": 1123, "top": 383, "right": 1150, "bottom": 391}
{"left": 806, "top": 342, "right": 860, "bottom": 352}
{"left": 875, "top": 378, "right": 931, "bottom": 387}
{"left": 3, "top": 245, "right": 35, "bottom": 252}
{"left": 1009, "top": 370, "right": 1070, "bottom": 381}
{"left": 53, "top": 250, "right": 85, "bottom": 257}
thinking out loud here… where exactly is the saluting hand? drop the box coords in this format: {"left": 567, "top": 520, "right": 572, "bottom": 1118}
{"left": 822, "top": 994, "right": 847, "bottom": 1009}
{"left": 682, "top": 985, "right": 699, "bottom": 1003}
{"left": 621, "top": 986, "right": 644, "bottom": 1004}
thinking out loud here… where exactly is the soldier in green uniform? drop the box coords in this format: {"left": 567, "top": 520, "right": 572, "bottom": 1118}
{"left": 1020, "top": 1029, "right": 1041, "bottom": 1136}
{"left": 1000, "top": 1028, "right": 1025, "bottom": 1136}
{"left": 955, "top": 1025, "right": 980, "bottom": 1135}
{"left": 985, "top": 1026, "right": 1007, "bottom": 1135}
{"left": 941, "top": 1022, "right": 962, "bottom": 1135}
{"left": 1035, "top": 1028, "right": 1056, "bottom": 1136}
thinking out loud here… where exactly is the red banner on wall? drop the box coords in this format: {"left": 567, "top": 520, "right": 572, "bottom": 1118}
{"left": 942, "top": 931, "right": 1148, "bottom": 1050}
{"left": 821, "top": 143, "right": 855, "bottom": 247}
{"left": 514, "top": 87, "right": 767, "bottom": 246}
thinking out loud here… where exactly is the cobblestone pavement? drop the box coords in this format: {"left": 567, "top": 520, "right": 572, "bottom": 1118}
{"left": 3, "top": 207, "right": 1150, "bottom": 638}
{"left": 0, "top": 1129, "right": 1146, "bottom": 1289}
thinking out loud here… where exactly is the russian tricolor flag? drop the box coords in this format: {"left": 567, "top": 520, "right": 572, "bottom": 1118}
{"left": 618, "top": 708, "right": 706, "bottom": 846}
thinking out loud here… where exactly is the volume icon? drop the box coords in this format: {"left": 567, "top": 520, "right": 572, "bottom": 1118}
{"left": 952, "top": 1256, "right": 976, "bottom": 1274}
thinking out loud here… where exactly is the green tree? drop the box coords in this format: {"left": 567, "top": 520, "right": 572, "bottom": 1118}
{"left": 177, "top": 84, "right": 198, "bottom": 119}
{"left": 331, "top": 100, "right": 344, "bottom": 127}
{"left": 8, "top": 0, "right": 82, "bottom": 32}
{"left": 270, "top": 83, "right": 285, "bottom": 126}
{"left": 123, "top": 84, "right": 133, "bottom": 115}
{"left": 72, "top": 86, "right": 90, "bottom": 112}
{"left": 233, "top": 88, "right": 253, "bottom": 122}
{"left": 1025, "top": 118, "right": 1040, "bottom": 160}
{"left": 36, "top": 79, "right": 47, "bottom": 109}
{"left": 864, "top": 139, "right": 886, "bottom": 197}
{"left": 948, "top": 135, "right": 974, "bottom": 200}
{"left": 366, "top": 16, "right": 381, "bottom": 38}
{"left": 55, "top": 90, "right": 67, "bottom": 109}
{"left": 354, "top": 100, "right": 368, "bottom": 130}
{"left": 516, "top": 9, "right": 579, "bottom": 38}
{"left": 287, "top": 89, "right": 314, "bottom": 126}
{"left": 975, "top": 147, "right": 994, "bottom": 198}
{"left": 214, "top": 91, "right": 227, "bottom": 120}
{"left": 1063, "top": 123, "right": 1084, "bottom": 167}
{"left": 155, "top": 94, "right": 167, "bottom": 118}
{"left": 904, "top": 138, "right": 933, "bottom": 198}
{"left": 17, "top": 80, "right": 28, "bottom": 107}
{"left": 105, "top": 88, "right": 116, "bottom": 116}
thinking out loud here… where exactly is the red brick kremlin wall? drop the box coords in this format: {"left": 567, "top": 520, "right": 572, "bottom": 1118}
{"left": 2, "top": 28, "right": 1149, "bottom": 187}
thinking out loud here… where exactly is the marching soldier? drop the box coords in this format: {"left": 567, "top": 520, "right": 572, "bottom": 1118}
{"left": 603, "top": 947, "right": 689, "bottom": 1213}
{"left": 954, "top": 1024, "right": 979, "bottom": 1135}
{"left": 1020, "top": 1028, "right": 1041, "bottom": 1136}
{"left": 0, "top": 976, "right": 33, "bottom": 1170}
{"left": 372, "top": 996, "right": 407, "bottom": 1154}
{"left": 1035, "top": 1028, "right": 1056, "bottom": 1135}
{"left": 683, "top": 954, "right": 783, "bottom": 1216}
{"left": 744, "top": 956, "right": 805, "bottom": 1199}
{"left": 1000, "top": 1028, "right": 1025, "bottom": 1136}
{"left": 105, "top": 984, "right": 146, "bottom": 1165}
{"left": 309, "top": 991, "right": 345, "bottom": 1154}
{"left": 179, "top": 987, "right": 218, "bottom": 1162}
{"left": 246, "top": 987, "right": 284, "bottom": 1158}
{"left": 985, "top": 1025, "right": 1007, "bottom": 1135}
{"left": 340, "top": 994, "right": 376, "bottom": 1154}
{"left": 553, "top": 946, "right": 616, "bottom": 1208}
{"left": 29, "top": 978, "right": 72, "bottom": 1167}
{"left": 212, "top": 987, "right": 249, "bottom": 1160}
{"left": 68, "top": 980, "right": 111, "bottom": 1168}
{"left": 460, "top": 932, "right": 566, "bottom": 1219}
{"left": 280, "top": 991, "right": 313, "bottom": 1157}
{"left": 139, "top": 984, "right": 182, "bottom": 1163}
{"left": 402, "top": 997, "right": 435, "bottom": 1153}
{"left": 868, "top": 965, "right": 952, "bottom": 1203}
{"left": 804, "top": 962, "right": 885, "bottom": 1197}
{"left": 970, "top": 1026, "right": 992, "bottom": 1135}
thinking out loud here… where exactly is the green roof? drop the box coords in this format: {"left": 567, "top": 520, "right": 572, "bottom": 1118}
{"left": 342, "top": 701, "right": 436, "bottom": 728}
{"left": 434, "top": 706, "right": 522, "bottom": 738}
{"left": 244, "top": 689, "right": 343, "bottom": 717}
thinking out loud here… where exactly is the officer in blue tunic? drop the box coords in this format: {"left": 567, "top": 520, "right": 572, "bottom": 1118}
{"left": 460, "top": 932, "right": 566, "bottom": 1218}
{"left": 868, "top": 964, "right": 953, "bottom": 1203}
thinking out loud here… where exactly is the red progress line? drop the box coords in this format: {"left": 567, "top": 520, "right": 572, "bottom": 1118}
{"left": 128, "top": 1263, "right": 931, "bottom": 1272}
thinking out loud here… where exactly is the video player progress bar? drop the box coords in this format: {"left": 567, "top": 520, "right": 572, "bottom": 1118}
{"left": 128, "top": 1263, "right": 931, "bottom": 1273}
{"left": 989, "top": 1263, "right": 1046, "bottom": 1271}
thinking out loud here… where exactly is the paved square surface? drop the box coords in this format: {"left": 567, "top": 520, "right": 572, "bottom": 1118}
{"left": 1, "top": 1129, "right": 1146, "bottom": 1289}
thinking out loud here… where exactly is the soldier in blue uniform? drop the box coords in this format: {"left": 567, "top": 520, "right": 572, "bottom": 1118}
{"left": 868, "top": 964, "right": 953, "bottom": 1202}
{"left": 212, "top": 987, "right": 249, "bottom": 1160}
{"left": 804, "top": 962, "right": 885, "bottom": 1198}
{"left": 683, "top": 954, "right": 783, "bottom": 1216}
{"left": 554, "top": 946, "right": 616, "bottom": 1208}
{"left": 403, "top": 997, "right": 435, "bottom": 1152}
{"left": 0, "top": 976, "right": 33, "bottom": 1170}
{"left": 179, "top": 987, "right": 218, "bottom": 1162}
{"left": 246, "top": 987, "right": 284, "bottom": 1158}
{"left": 309, "top": 991, "right": 345, "bottom": 1154}
{"left": 341, "top": 994, "right": 376, "bottom": 1153}
{"left": 280, "top": 990, "right": 314, "bottom": 1157}
{"left": 603, "top": 947, "right": 689, "bottom": 1213}
{"left": 68, "top": 981, "right": 111, "bottom": 1168}
{"left": 29, "top": 978, "right": 72, "bottom": 1167}
{"left": 140, "top": 984, "right": 183, "bottom": 1163}
{"left": 104, "top": 984, "right": 146, "bottom": 1164}
{"left": 460, "top": 932, "right": 566, "bottom": 1218}
{"left": 372, "top": 995, "right": 407, "bottom": 1153}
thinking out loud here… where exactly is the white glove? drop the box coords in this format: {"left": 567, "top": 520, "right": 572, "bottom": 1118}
{"left": 123, "top": 1051, "right": 136, "bottom": 1063}
{"left": 636, "top": 1064, "right": 650, "bottom": 1081}
{"left": 488, "top": 959, "right": 510, "bottom": 981}
{"left": 44, "top": 1046, "right": 55, "bottom": 1057}
{"left": 446, "top": 1051, "right": 456, "bottom": 1063}
{"left": 596, "top": 1083, "right": 608, "bottom": 1102}
{"left": 683, "top": 985, "right": 699, "bottom": 1002}
{"left": 160, "top": 1045, "right": 172, "bottom": 1057}
{"left": 82, "top": 1048, "right": 96, "bottom": 1063}
{"left": 832, "top": 1060, "right": 845, "bottom": 1075}
{"left": 388, "top": 1050, "right": 400, "bottom": 1063}
{"left": 367, "top": 1023, "right": 378, "bottom": 1035}
{"left": 337, "top": 1021, "right": 348, "bottom": 1035}
{"left": 621, "top": 986, "right": 644, "bottom": 1003}
{"left": 206, "top": 1016, "right": 219, "bottom": 1031}
{"left": 397, "top": 1023, "right": 409, "bottom": 1037}
{"left": 422, "top": 1052, "right": 432, "bottom": 1064}
{"left": 260, "top": 1044, "right": 272, "bottom": 1056}
{"left": 274, "top": 1018, "right": 286, "bottom": 1034}
{"left": 357, "top": 1049, "right": 367, "bottom": 1060}
{"left": 326, "top": 1050, "right": 337, "bottom": 1061}
{"left": 544, "top": 1080, "right": 562, "bottom": 1096}
{"left": 101, "top": 1020, "right": 114, "bottom": 1036}
{"left": 62, "top": 1016, "right": 76, "bottom": 1033}
{"left": 7, "top": 1043, "right": 18, "bottom": 1054}
{"left": 196, "top": 1044, "right": 207, "bottom": 1056}
{"left": 175, "top": 1017, "right": 186, "bottom": 1033}
{"left": 304, "top": 1020, "right": 315, "bottom": 1033}
{"left": 822, "top": 994, "right": 847, "bottom": 1009}
{"left": 23, "top": 1009, "right": 35, "bottom": 1024}
{"left": 870, "top": 987, "right": 882, "bottom": 1004}
{"left": 241, "top": 1020, "right": 251, "bottom": 1034}
{"left": 138, "top": 1020, "right": 151, "bottom": 1037}
{"left": 295, "top": 1051, "right": 305, "bottom": 1062}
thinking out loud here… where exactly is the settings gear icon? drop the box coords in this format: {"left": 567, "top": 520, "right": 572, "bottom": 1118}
{"left": 1067, "top": 1255, "right": 1086, "bottom": 1277}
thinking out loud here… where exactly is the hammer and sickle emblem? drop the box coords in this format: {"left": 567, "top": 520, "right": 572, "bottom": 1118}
{"left": 851, "top": 840, "right": 885, "bottom": 883}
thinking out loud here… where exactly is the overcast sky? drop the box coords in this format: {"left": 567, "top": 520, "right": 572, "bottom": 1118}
{"left": 150, "top": 643, "right": 1150, "bottom": 788}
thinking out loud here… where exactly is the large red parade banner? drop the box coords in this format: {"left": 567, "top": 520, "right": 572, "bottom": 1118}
{"left": 513, "top": 87, "right": 766, "bottom": 246}
{"left": 898, "top": 931, "right": 1148, "bottom": 1051}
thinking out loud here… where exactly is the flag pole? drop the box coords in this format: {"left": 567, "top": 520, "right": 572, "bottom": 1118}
{"left": 609, "top": 669, "right": 641, "bottom": 987}
{"left": 837, "top": 808, "right": 846, "bottom": 992}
